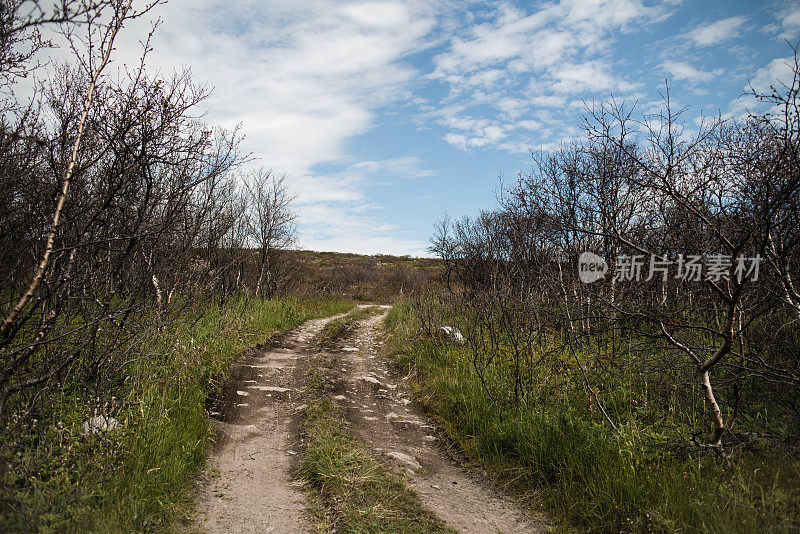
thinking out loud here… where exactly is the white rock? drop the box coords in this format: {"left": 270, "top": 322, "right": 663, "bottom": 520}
{"left": 359, "top": 376, "right": 382, "bottom": 386}
{"left": 80, "top": 415, "right": 119, "bottom": 436}
{"left": 437, "top": 326, "right": 466, "bottom": 345}
{"left": 386, "top": 451, "right": 421, "bottom": 470}
{"left": 342, "top": 347, "right": 360, "bottom": 352}
{"left": 385, "top": 412, "right": 400, "bottom": 421}
{"left": 248, "top": 385, "right": 290, "bottom": 392}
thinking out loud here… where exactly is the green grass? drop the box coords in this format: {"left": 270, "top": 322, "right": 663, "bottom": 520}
{"left": 300, "top": 325, "right": 453, "bottom": 534}
{"left": 384, "top": 303, "right": 800, "bottom": 533}
{"left": 0, "top": 296, "right": 354, "bottom": 533}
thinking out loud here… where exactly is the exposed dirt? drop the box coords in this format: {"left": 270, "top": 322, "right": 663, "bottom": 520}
{"left": 194, "top": 314, "right": 347, "bottom": 533}
{"left": 195, "top": 307, "right": 546, "bottom": 533}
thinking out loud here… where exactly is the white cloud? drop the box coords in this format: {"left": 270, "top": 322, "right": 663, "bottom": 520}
{"left": 102, "top": 0, "right": 448, "bottom": 254}
{"left": 432, "top": 1, "right": 664, "bottom": 81}
{"left": 132, "top": 0, "right": 438, "bottom": 176}
{"left": 427, "top": 0, "right": 667, "bottom": 153}
{"left": 347, "top": 157, "right": 437, "bottom": 179}
{"left": 747, "top": 56, "right": 797, "bottom": 95}
{"left": 290, "top": 155, "right": 435, "bottom": 253}
{"left": 661, "top": 60, "right": 720, "bottom": 82}
{"left": 549, "top": 61, "right": 639, "bottom": 94}
{"left": 516, "top": 120, "right": 542, "bottom": 130}
{"left": 777, "top": 4, "right": 800, "bottom": 39}
{"left": 527, "top": 94, "right": 569, "bottom": 107}
{"left": 684, "top": 16, "right": 746, "bottom": 47}
{"left": 297, "top": 203, "right": 429, "bottom": 256}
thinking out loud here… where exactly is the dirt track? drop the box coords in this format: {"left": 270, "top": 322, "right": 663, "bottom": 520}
{"left": 194, "top": 314, "right": 343, "bottom": 533}
{"left": 195, "top": 307, "right": 545, "bottom": 533}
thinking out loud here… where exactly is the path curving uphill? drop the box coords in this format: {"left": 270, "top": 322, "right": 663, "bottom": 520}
{"left": 195, "top": 314, "right": 346, "bottom": 533}
{"left": 195, "top": 306, "right": 545, "bottom": 533}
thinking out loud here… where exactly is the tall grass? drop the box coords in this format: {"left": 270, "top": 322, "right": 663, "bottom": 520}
{"left": 385, "top": 303, "right": 800, "bottom": 533}
{"left": 0, "top": 296, "right": 353, "bottom": 532}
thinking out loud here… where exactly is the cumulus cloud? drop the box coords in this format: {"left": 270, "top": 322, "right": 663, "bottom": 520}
{"left": 747, "top": 56, "right": 797, "bottom": 95}
{"left": 661, "top": 60, "right": 720, "bottom": 82}
{"left": 683, "top": 16, "right": 746, "bottom": 47}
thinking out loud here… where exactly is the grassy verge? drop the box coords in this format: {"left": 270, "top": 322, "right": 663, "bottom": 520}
{"left": 0, "top": 296, "right": 353, "bottom": 533}
{"left": 300, "top": 310, "right": 453, "bottom": 533}
{"left": 385, "top": 303, "right": 800, "bottom": 533}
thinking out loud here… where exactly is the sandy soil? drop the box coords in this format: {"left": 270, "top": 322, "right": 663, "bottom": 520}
{"left": 194, "top": 306, "right": 546, "bottom": 533}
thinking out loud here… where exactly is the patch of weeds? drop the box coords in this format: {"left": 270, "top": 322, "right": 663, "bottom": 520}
{"left": 0, "top": 296, "right": 354, "bottom": 533}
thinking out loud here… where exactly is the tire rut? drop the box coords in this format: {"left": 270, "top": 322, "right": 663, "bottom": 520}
{"left": 194, "top": 307, "right": 546, "bottom": 533}
{"left": 194, "top": 313, "right": 347, "bottom": 533}
{"left": 329, "top": 308, "right": 547, "bottom": 534}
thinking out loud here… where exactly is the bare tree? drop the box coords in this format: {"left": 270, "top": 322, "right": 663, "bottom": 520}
{"left": 430, "top": 51, "right": 800, "bottom": 451}
{"left": 243, "top": 169, "right": 297, "bottom": 298}
{"left": 0, "top": 0, "right": 246, "bottom": 413}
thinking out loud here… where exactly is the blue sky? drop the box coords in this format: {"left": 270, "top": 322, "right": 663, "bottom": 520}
{"left": 108, "top": 0, "right": 800, "bottom": 256}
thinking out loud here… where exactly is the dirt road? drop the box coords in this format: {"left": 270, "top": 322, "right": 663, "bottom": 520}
{"left": 195, "top": 307, "right": 545, "bottom": 533}
{"left": 194, "top": 314, "right": 344, "bottom": 533}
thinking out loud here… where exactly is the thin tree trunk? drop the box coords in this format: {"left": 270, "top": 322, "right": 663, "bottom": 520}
{"left": 700, "top": 369, "right": 725, "bottom": 447}
{"left": 0, "top": 13, "right": 125, "bottom": 341}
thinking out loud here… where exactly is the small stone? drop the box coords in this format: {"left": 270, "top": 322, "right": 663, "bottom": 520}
{"left": 80, "top": 415, "right": 119, "bottom": 436}
{"left": 386, "top": 451, "right": 421, "bottom": 470}
{"left": 248, "top": 386, "right": 290, "bottom": 392}
{"left": 359, "top": 376, "right": 382, "bottom": 386}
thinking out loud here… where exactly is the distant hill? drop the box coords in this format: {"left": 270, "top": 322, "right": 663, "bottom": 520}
{"left": 283, "top": 250, "right": 441, "bottom": 302}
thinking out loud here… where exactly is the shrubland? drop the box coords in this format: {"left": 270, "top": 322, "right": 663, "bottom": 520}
{"left": 389, "top": 49, "right": 800, "bottom": 533}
